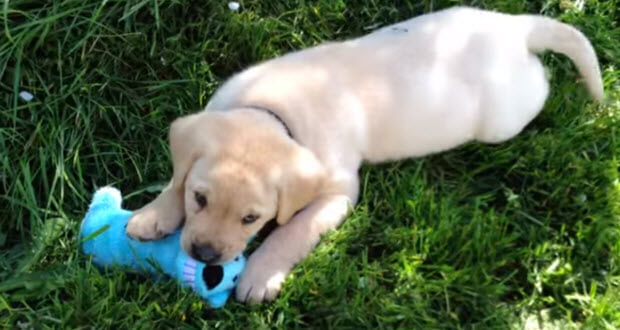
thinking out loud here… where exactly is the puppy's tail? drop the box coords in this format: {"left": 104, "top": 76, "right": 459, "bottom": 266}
{"left": 525, "top": 16, "right": 604, "bottom": 100}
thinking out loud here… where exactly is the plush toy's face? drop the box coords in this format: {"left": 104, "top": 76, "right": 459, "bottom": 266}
{"left": 180, "top": 157, "right": 279, "bottom": 263}
{"left": 199, "top": 255, "right": 244, "bottom": 291}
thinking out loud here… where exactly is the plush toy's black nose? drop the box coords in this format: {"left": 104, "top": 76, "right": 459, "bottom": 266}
{"left": 202, "top": 265, "right": 224, "bottom": 289}
{"left": 191, "top": 243, "right": 221, "bottom": 264}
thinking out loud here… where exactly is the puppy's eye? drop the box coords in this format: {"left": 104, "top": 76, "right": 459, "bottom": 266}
{"left": 194, "top": 192, "right": 207, "bottom": 209}
{"left": 242, "top": 214, "right": 259, "bottom": 225}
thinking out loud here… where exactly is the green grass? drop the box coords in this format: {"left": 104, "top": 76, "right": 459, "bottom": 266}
{"left": 1, "top": 0, "right": 619, "bottom": 328}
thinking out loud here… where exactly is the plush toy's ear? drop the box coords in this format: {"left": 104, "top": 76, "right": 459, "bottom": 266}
{"left": 202, "top": 265, "right": 224, "bottom": 290}
{"left": 275, "top": 147, "right": 326, "bottom": 225}
{"left": 90, "top": 187, "right": 123, "bottom": 210}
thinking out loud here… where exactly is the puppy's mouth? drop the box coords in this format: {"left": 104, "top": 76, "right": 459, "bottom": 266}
{"left": 190, "top": 243, "right": 222, "bottom": 264}
{"left": 187, "top": 244, "right": 243, "bottom": 265}
{"left": 217, "top": 249, "right": 245, "bottom": 264}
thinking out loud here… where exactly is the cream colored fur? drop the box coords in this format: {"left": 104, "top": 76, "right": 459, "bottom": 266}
{"left": 126, "top": 7, "right": 603, "bottom": 303}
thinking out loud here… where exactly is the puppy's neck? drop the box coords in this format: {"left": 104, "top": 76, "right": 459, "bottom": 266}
{"left": 237, "top": 105, "right": 294, "bottom": 140}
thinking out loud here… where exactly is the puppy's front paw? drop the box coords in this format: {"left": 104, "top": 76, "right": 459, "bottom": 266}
{"left": 235, "top": 250, "right": 291, "bottom": 303}
{"left": 125, "top": 209, "right": 178, "bottom": 241}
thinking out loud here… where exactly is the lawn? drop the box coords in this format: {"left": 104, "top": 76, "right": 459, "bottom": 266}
{"left": 1, "top": 0, "right": 619, "bottom": 328}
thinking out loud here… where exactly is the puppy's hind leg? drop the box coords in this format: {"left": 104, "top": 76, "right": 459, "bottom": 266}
{"left": 475, "top": 55, "right": 549, "bottom": 144}
{"left": 126, "top": 180, "right": 185, "bottom": 241}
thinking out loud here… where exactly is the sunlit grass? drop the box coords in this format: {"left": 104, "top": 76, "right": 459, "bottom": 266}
{"left": 1, "top": 0, "right": 618, "bottom": 328}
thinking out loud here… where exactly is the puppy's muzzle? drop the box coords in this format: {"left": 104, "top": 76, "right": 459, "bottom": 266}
{"left": 191, "top": 243, "right": 221, "bottom": 264}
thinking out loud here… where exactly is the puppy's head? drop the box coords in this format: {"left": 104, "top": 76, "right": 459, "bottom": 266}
{"left": 170, "top": 110, "right": 326, "bottom": 263}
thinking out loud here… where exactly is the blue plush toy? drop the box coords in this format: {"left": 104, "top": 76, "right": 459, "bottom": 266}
{"left": 80, "top": 187, "right": 245, "bottom": 308}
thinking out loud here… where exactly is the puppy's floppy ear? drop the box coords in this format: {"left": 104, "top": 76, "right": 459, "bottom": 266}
{"left": 169, "top": 114, "right": 202, "bottom": 191}
{"left": 276, "top": 147, "right": 326, "bottom": 225}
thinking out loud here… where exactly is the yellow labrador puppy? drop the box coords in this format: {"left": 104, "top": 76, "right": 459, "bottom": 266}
{"left": 126, "top": 7, "right": 603, "bottom": 303}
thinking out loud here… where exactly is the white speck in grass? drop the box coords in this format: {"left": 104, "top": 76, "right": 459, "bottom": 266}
{"left": 19, "top": 91, "right": 34, "bottom": 101}
{"left": 228, "top": 1, "right": 240, "bottom": 11}
{"left": 575, "top": 0, "right": 585, "bottom": 11}
{"left": 575, "top": 193, "right": 587, "bottom": 204}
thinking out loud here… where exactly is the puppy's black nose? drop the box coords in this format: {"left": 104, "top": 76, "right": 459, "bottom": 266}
{"left": 191, "top": 243, "right": 221, "bottom": 264}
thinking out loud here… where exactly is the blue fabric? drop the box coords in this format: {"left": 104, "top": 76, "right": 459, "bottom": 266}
{"left": 80, "top": 187, "right": 245, "bottom": 308}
